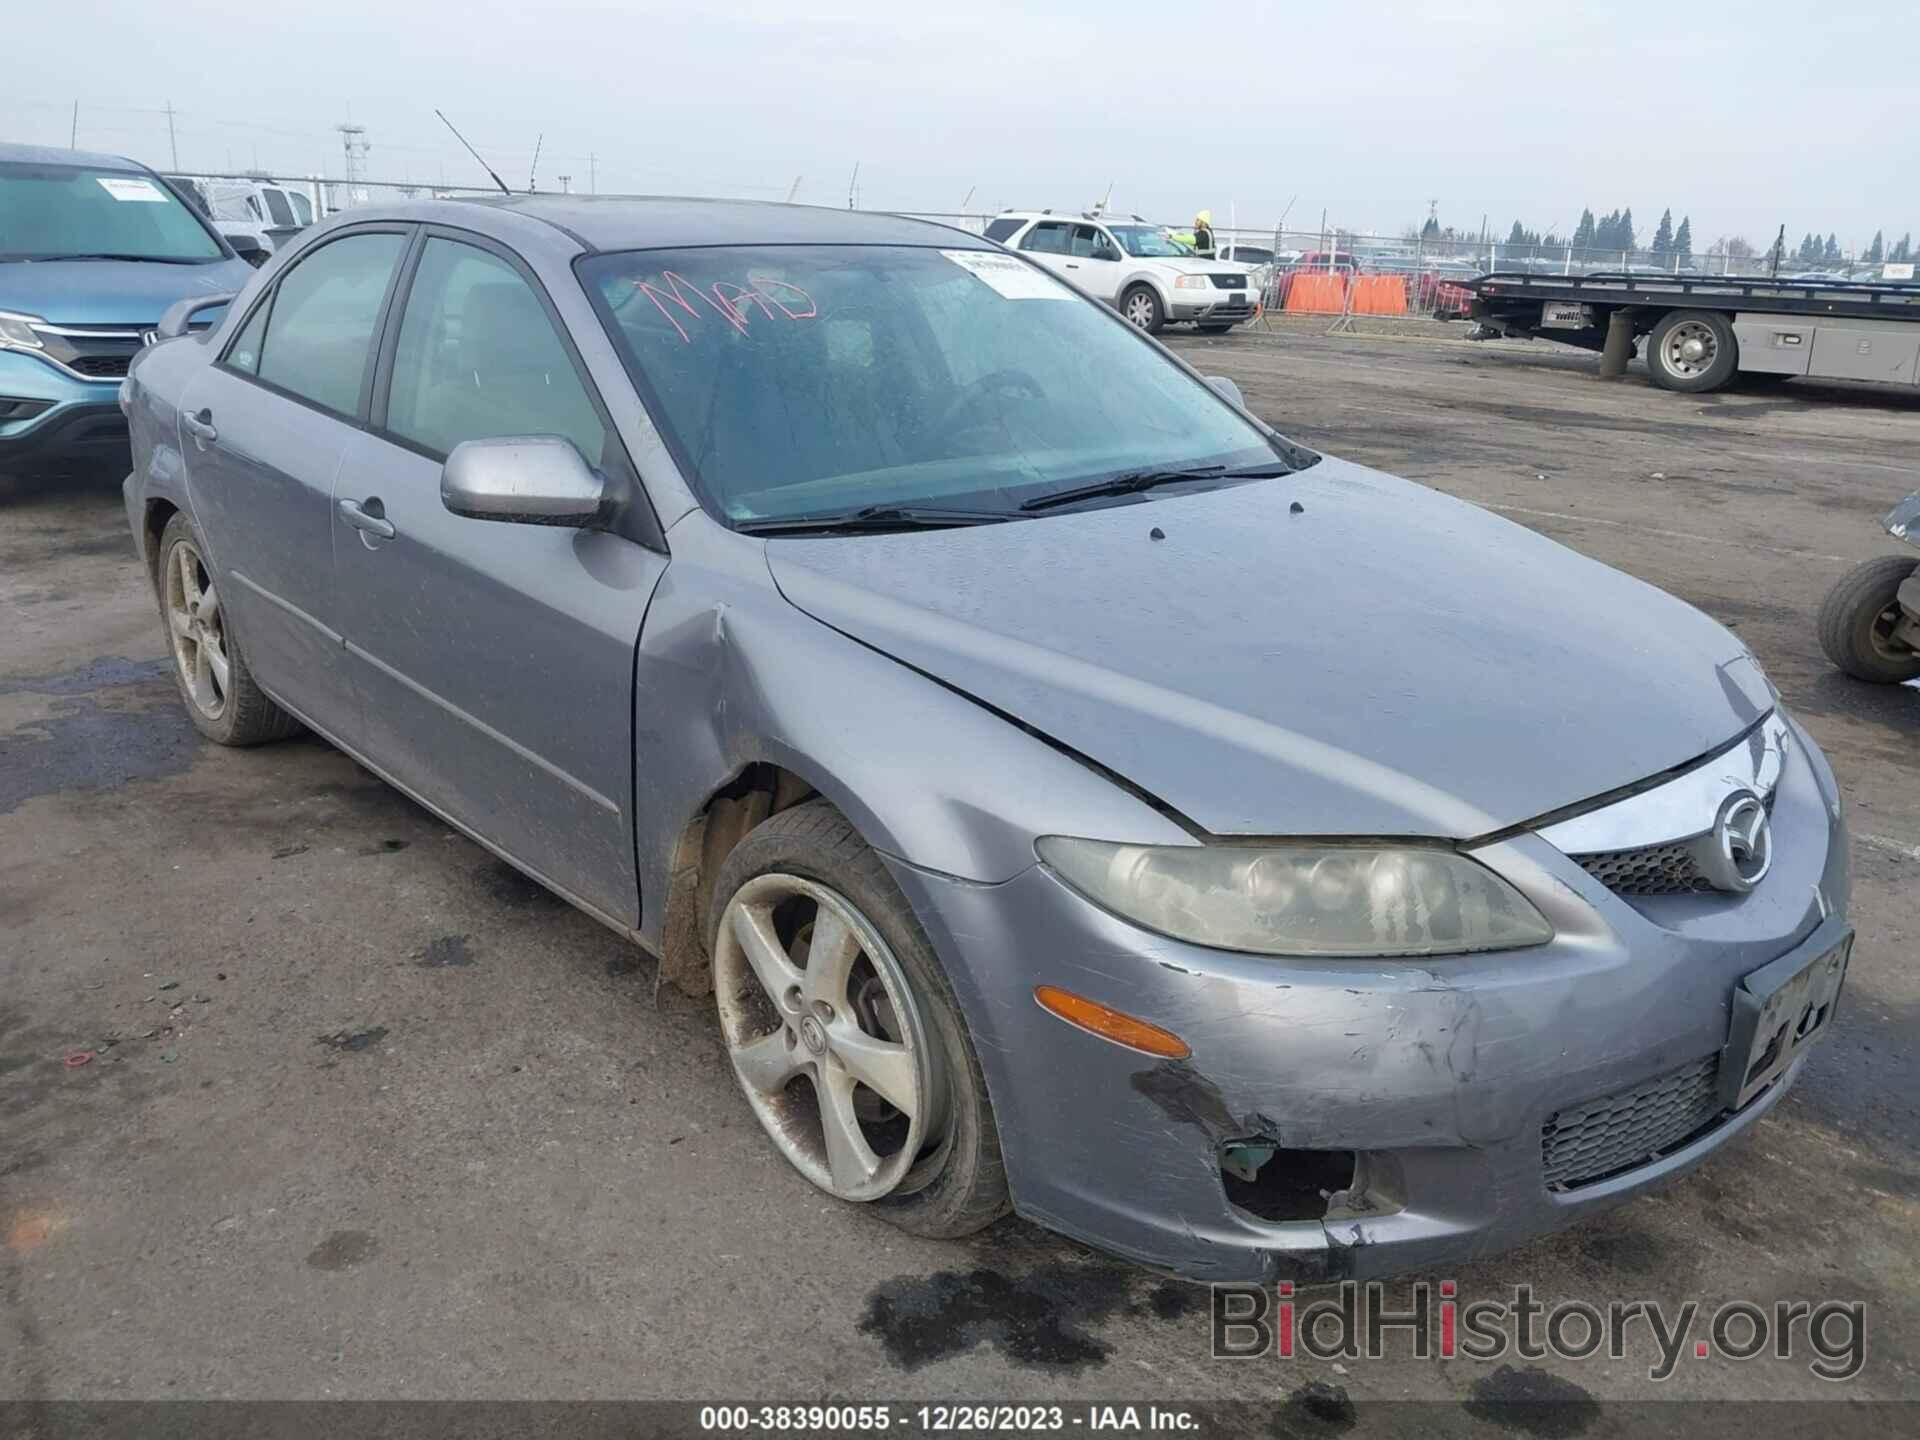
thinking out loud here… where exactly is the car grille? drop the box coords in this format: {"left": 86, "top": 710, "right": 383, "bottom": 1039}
{"left": 29, "top": 325, "right": 146, "bottom": 382}
{"left": 1542, "top": 1056, "right": 1725, "bottom": 1190}
{"left": 1209, "top": 274, "right": 1248, "bottom": 290}
{"left": 67, "top": 353, "right": 134, "bottom": 379}
{"left": 1570, "top": 792, "right": 1774, "bottom": 897}
{"left": 1572, "top": 841, "right": 1708, "bottom": 896}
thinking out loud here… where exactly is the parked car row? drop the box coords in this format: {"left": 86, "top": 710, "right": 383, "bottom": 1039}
{"left": 166, "top": 174, "right": 314, "bottom": 265}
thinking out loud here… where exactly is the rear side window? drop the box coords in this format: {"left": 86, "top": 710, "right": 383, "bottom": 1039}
{"left": 982, "top": 218, "right": 1024, "bottom": 243}
{"left": 1020, "top": 222, "right": 1071, "bottom": 255}
{"left": 384, "top": 237, "right": 606, "bottom": 465}
{"left": 289, "top": 192, "right": 313, "bottom": 226}
{"left": 262, "top": 190, "right": 296, "bottom": 226}
{"left": 254, "top": 232, "right": 405, "bottom": 417}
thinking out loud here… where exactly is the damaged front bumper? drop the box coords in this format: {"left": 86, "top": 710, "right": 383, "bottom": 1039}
{"left": 885, "top": 718, "right": 1849, "bottom": 1283}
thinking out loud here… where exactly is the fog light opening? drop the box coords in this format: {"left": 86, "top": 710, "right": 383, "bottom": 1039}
{"left": 1220, "top": 1142, "right": 1358, "bottom": 1223}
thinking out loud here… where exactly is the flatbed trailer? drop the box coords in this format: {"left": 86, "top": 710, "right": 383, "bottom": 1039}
{"left": 1467, "top": 271, "right": 1920, "bottom": 393}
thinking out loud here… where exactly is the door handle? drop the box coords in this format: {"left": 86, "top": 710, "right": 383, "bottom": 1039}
{"left": 338, "top": 497, "right": 396, "bottom": 540}
{"left": 183, "top": 408, "right": 217, "bottom": 447}
{"left": 1064, "top": 262, "right": 1081, "bottom": 269}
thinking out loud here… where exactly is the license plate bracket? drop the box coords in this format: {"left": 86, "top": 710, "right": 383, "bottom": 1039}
{"left": 1720, "top": 930, "right": 1851, "bottom": 1110}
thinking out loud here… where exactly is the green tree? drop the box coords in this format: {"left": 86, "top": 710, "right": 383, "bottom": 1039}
{"left": 1866, "top": 230, "right": 1886, "bottom": 263}
{"left": 1420, "top": 215, "right": 1440, "bottom": 241}
{"left": 1618, "top": 207, "right": 1636, "bottom": 252}
{"left": 1674, "top": 216, "right": 1693, "bottom": 260}
{"left": 1572, "top": 208, "right": 1596, "bottom": 250}
{"left": 1893, "top": 233, "right": 1914, "bottom": 263}
{"left": 1650, "top": 209, "right": 1675, "bottom": 256}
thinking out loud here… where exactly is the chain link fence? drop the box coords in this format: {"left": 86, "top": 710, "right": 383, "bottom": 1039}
{"left": 168, "top": 173, "right": 1909, "bottom": 324}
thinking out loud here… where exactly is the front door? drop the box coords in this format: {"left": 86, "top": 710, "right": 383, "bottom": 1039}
{"left": 330, "top": 231, "right": 666, "bottom": 924}
{"left": 177, "top": 227, "right": 409, "bottom": 739}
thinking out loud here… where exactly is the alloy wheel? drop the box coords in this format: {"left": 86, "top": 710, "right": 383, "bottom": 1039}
{"left": 165, "top": 540, "right": 229, "bottom": 720}
{"left": 1125, "top": 292, "right": 1155, "bottom": 328}
{"left": 714, "top": 874, "right": 946, "bottom": 1201}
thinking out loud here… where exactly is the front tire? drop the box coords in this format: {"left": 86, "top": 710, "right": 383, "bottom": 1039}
{"left": 1647, "top": 309, "right": 1738, "bottom": 392}
{"left": 155, "top": 512, "right": 301, "bottom": 745}
{"left": 709, "top": 800, "right": 1010, "bottom": 1238}
{"left": 1121, "top": 284, "right": 1166, "bottom": 334}
{"left": 1818, "top": 554, "right": 1920, "bottom": 683}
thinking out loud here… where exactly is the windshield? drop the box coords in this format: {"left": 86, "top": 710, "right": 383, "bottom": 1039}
{"left": 0, "top": 162, "right": 225, "bottom": 263}
{"left": 1107, "top": 225, "right": 1193, "bottom": 259}
{"left": 581, "top": 245, "right": 1291, "bottom": 524}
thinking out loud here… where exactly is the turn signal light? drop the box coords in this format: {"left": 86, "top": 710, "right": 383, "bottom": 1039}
{"left": 1033, "top": 985, "right": 1190, "bottom": 1059}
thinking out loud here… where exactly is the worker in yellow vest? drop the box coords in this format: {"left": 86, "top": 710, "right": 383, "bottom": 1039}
{"left": 1169, "top": 210, "right": 1217, "bottom": 258}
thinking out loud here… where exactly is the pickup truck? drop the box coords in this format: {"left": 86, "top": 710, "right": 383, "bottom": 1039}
{"left": 1469, "top": 271, "right": 1920, "bottom": 392}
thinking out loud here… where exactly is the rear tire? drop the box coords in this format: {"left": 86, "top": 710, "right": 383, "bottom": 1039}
{"left": 1647, "top": 309, "right": 1739, "bottom": 392}
{"left": 708, "top": 800, "right": 1010, "bottom": 1239}
{"left": 1121, "top": 284, "right": 1166, "bottom": 334}
{"left": 1818, "top": 554, "right": 1920, "bottom": 684}
{"left": 155, "top": 512, "right": 301, "bottom": 746}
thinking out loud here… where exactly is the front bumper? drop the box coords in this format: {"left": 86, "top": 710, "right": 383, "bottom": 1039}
{"left": 887, "top": 717, "right": 1849, "bottom": 1283}
{"left": 0, "top": 350, "right": 128, "bottom": 474}
{"left": 1169, "top": 290, "right": 1256, "bottom": 324}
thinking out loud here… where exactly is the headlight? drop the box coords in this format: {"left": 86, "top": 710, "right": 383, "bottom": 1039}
{"left": 0, "top": 311, "right": 46, "bottom": 350}
{"left": 1172, "top": 275, "right": 1210, "bottom": 290}
{"left": 1037, "top": 838, "right": 1554, "bottom": 958}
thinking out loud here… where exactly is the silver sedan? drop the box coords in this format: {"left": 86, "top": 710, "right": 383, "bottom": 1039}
{"left": 121, "top": 197, "right": 1850, "bottom": 1282}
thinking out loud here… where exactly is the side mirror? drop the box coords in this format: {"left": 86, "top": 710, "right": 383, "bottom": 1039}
{"left": 441, "top": 436, "right": 608, "bottom": 528}
{"left": 229, "top": 235, "right": 271, "bottom": 267}
{"left": 1205, "top": 375, "right": 1246, "bottom": 409}
{"left": 156, "top": 292, "right": 239, "bottom": 340}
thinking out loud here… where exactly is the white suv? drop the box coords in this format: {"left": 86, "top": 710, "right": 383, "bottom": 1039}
{"left": 981, "top": 210, "right": 1258, "bottom": 334}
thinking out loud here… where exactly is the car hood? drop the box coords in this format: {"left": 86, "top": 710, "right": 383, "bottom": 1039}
{"left": 2, "top": 257, "right": 253, "bottom": 326}
{"left": 765, "top": 458, "right": 1772, "bottom": 839}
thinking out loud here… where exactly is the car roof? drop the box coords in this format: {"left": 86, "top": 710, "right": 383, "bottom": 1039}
{"left": 438, "top": 195, "right": 986, "bottom": 253}
{"left": 994, "top": 211, "right": 1155, "bottom": 227}
{"left": 0, "top": 141, "right": 147, "bottom": 172}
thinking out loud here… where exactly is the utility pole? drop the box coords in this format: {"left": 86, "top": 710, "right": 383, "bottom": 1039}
{"left": 557, "top": 174, "right": 571, "bottom": 194}
{"left": 165, "top": 101, "right": 179, "bottom": 169}
{"left": 589, "top": 153, "right": 597, "bottom": 194}
{"left": 848, "top": 161, "right": 860, "bottom": 211}
{"left": 785, "top": 175, "right": 803, "bottom": 203}
{"left": 70, "top": 101, "right": 78, "bottom": 148}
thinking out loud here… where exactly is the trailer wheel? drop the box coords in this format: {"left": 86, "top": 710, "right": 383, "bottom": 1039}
{"left": 1647, "top": 310, "right": 1739, "bottom": 392}
{"left": 1818, "top": 554, "right": 1920, "bottom": 684}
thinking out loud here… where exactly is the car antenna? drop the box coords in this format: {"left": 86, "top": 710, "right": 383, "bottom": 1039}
{"left": 528, "top": 133, "right": 543, "bottom": 193}
{"left": 435, "top": 109, "right": 512, "bottom": 196}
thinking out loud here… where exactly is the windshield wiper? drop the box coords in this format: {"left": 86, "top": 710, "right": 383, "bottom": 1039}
{"left": 33, "top": 252, "right": 207, "bottom": 265}
{"left": 1019, "top": 463, "right": 1287, "bottom": 512}
{"left": 734, "top": 503, "right": 1014, "bottom": 535}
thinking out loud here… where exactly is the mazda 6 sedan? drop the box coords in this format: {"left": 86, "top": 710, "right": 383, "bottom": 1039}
{"left": 121, "top": 197, "right": 1852, "bottom": 1282}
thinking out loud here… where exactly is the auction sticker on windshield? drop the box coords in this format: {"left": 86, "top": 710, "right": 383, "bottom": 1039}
{"left": 942, "top": 249, "right": 1072, "bottom": 300}
{"left": 96, "top": 176, "right": 169, "bottom": 203}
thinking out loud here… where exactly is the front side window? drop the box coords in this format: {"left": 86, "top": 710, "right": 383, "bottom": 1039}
{"left": 581, "top": 245, "right": 1294, "bottom": 525}
{"left": 0, "top": 161, "right": 225, "bottom": 263}
{"left": 253, "top": 232, "right": 405, "bottom": 417}
{"left": 262, "top": 190, "right": 296, "bottom": 227}
{"left": 385, "top": 237, "right": 606, "bottom": 464}
{"left": 289, "top": 192, "right": 314, "bottom": 226}
{"left": 1108, "top": 225, "right": 1193, "bottom": 259}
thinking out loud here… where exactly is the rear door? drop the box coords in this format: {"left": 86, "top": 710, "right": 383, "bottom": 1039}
{"left": 177, "top": 226, "right": 410, "bottom": 740}
{"left": 330, "top": 227, "right": 666, "bottom": 924}
{"left": 1016, "top": 220, "right": 1076, "bottom": 286}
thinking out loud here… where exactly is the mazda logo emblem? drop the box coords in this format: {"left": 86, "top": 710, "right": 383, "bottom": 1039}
{"left": 1697, "top": 790, "right": 1773, "bottom": 893}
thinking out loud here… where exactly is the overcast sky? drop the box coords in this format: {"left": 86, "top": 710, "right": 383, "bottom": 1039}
{"left": 7, "top": 1, "right": 1914, "bottom": 249}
